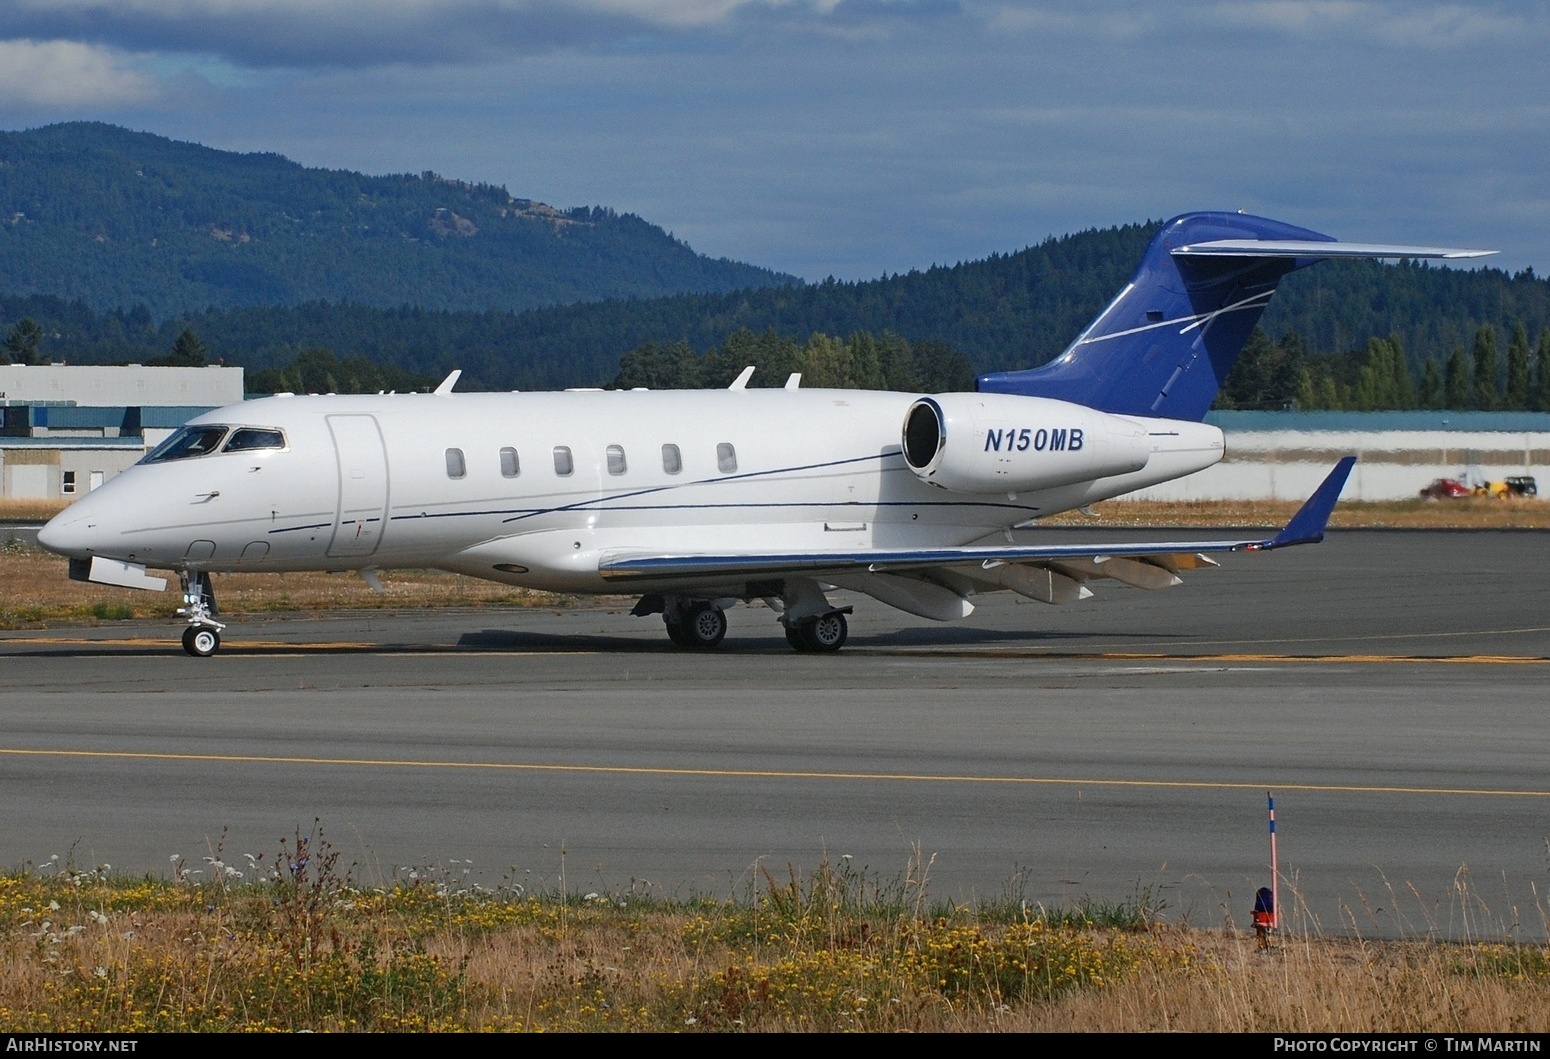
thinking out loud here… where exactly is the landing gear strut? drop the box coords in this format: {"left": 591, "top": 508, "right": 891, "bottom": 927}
{"left": 177, "top": 570, "right": 225, "bottom": 657}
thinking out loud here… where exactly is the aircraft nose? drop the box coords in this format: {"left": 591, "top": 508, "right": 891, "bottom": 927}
{"left": 37, "top": 503, "right": 102, "bottom": 558}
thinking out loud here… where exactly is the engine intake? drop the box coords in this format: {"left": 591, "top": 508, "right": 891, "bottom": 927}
{"left": 902, "top": 393, "right": 1151, "bottom": 494}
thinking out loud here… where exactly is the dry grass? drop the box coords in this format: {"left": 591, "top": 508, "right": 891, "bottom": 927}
{"left": 2, "top": 847, "right": 1546, "bottom": 1033}
{"left": 0, "top": 499, "right": 67, "bottom": 522}
{"left": 1043, "top": 495, "right": 1550, "bottom": 530}
{"left": 0, "top": 546, "right": 565, "bottom": 629}
{"left": 1017, "top": 931, "right": 1550, "bottom": 1032}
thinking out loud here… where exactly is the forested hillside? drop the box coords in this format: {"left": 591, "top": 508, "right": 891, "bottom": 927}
{"left": 0, "top": 133, "right": 1545, "bottom": 410}
{"left": 0, "top": 123, "right": 792, "bottom": 316}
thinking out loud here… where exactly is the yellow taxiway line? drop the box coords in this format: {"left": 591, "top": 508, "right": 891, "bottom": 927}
{"left": 4, "top": 635, "right": 1548, "bottom": 665}
{"left": 0, "top": 746, "right": 1544, "bottom": 800}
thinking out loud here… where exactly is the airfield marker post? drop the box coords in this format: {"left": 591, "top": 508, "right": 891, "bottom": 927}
{"left": 1252, "top": 792, "right": 1279, "bottom": 949}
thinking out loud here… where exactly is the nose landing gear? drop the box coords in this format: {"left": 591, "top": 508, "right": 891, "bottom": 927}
{"left": 177, "top": 571, "right": 225, "bottom": 657}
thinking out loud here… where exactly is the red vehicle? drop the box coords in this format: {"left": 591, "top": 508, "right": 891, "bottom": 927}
{"left": 1420, "top": 477, "right": 1471, "bottom": 499}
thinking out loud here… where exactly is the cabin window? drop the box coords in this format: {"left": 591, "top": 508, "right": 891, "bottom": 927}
{"left": 445, "top": 448, "right": 466, "bottom": 479}
{"left": 553, "top": 446, "right": 573, "bottom": 476}
{"left": 606, "top": 444, "right": 627, "bottom": 476}
{"left": 500, "top": 447, "right": 520, "bottom": 477}
{"left": 61, "top": 470, "right": 76, "bottom": 495}
{"left": 661, "top": 443, "right": 682, "bottom": 475}
{"left": 717, "top": 442, "right": 738, "bottom": 474}
{"left": 224, "top": 428, "right": 286, "bottom": 453}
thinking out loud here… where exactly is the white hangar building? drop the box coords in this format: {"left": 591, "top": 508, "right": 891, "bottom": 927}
{"left": 1136, "top": 411, "right": 1550, "bottom": 502}
{"left": 1, "top": 364, "right": 243, "bottom": 502}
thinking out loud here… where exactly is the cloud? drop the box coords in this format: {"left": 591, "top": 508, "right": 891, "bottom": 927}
{"left": 0, "top": 40, "right": 160, "bottom": 107}
{"left": 0, "top": 1, "right": 1545, "bottom": 279}
{"left": 1207, "top": 0, "right": 1537, "bottom": 46}
{"left": 0, "top": 0, "right": 929, "bottom": 69}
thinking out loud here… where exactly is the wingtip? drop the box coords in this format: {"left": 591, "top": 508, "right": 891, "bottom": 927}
{"left": 1266, "top": 456, "right": 1356, "bottom": 549}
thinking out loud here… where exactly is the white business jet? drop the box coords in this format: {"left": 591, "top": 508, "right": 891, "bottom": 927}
{"left": 38, "top": 212, "right": 1492, "bottom": 655}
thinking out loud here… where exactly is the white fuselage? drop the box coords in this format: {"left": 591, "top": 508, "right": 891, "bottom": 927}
{"left": 39, "top": 387, "right": 1224, "bottom": 594}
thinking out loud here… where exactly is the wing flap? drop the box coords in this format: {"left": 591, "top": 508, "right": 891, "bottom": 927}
{"left": 826, "top": 570, "right": 977, "bottom": 621}
{"left": 977, "top": 562, "right": 1092, "bottom": 605}
{"left": 1048, "top": 555, "right": 1184, "bottom": 591}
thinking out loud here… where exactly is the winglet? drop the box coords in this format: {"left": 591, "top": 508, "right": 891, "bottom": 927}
{"left": 434, "top": 370, "right": 462, "bottom": 396}
{"left": 1261, "top": 456, "right": 1356, "bottom": 549}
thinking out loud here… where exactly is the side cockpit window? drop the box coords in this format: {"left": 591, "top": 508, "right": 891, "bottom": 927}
{"left": 141, "top": 425, "right": 229, "bottom": 464}
{"left": 224, "top": 428, "right": 287, "bottom": 453}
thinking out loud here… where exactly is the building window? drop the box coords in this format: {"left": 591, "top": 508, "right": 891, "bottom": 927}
{"left": 553, "top": 446, "right": 573, "bottom": 476}
{"left": 500, "top": 447, "right": 520, "bottom": 477}
{"left": 445, "top": 448, "right": 466, "bottom": 479}
{"left": 61, "top": 470, "right": 76, "bottom": 495}
{"left": 606, "top": 444, "right": 627, "bottom": 476}
{"left": 717, "top": 442, "right": 737, "bottom": 474}
{"left": 661, "top": 443, "right": 682, "bottom": 475}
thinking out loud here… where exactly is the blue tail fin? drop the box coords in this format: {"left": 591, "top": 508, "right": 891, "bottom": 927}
{"left": 977, "top": 212, "right": 1336, "bottom": 421}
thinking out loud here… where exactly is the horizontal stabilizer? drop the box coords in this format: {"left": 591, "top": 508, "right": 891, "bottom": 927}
{"left": 1173, "top": 239, "right": 1495, "bottom": 261}
{"left": 977, "top": 211, "right": 1497, "bottom": 421}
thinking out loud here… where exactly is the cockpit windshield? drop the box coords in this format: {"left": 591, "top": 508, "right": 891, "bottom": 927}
{"left": 141, "top": 425, "right": 229, "bottom": 464}
{"left": 140, "top": 425, "right": 288, "bottom": 464}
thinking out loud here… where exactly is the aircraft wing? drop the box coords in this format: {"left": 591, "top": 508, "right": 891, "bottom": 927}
{"left": 598, "top": 458, "right": 1354, "bottom": 617}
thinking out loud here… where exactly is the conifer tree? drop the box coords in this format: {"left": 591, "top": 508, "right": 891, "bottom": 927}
{"left": 168, "top": 327, "right": 207, "bottom": 367}
{"left": 1472, "top": 325, "right": 1500, "bottom": 410}
{"left": 1445, "top": 344, "right": 1472, "bottom": 409}
{"left": 1505, "top": 322, "right": 1531, "bottom": 410}
{"left": 1419, "top": 357, "right": 1443, "bottom": 409}
{"left": 1533, "top": 329, "right": 1550, "bottom": 412}
{"left": 4, "top": 317, "right": 42, "bottom": 365}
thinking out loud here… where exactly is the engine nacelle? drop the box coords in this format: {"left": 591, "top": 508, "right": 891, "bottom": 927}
{"left": 902, "top": 393, "right": 1151, "bottom": 494}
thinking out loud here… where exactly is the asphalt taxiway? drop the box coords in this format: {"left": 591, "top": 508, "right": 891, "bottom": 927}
{"left": 2, "top": 529, "right": 1547, "bottom": 937}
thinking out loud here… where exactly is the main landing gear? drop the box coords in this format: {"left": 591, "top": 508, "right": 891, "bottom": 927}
{"left": 783, "top": 610, "right": 848, "bottom": 652}
{"left": 177, "top": 570, "right": 225, "bottom": 657}
{"left": 662, "top": 599, "right": 729, "bottom": 650}
{"left": 632, "top": 581, "right": 852, "bottom": 652}
{"left": 632, "top": 594, "right": 732, "bottom": 650}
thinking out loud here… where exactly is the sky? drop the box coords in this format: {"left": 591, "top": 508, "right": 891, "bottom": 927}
{"left": 0, "top": 1, "right": 1544, "bottom": 282}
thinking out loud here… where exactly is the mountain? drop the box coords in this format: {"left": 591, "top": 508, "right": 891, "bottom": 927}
{"left": 6, "top": 218, "right": 1543, "bottom": 397}
{"left": 0, "top": 122, "right": 794, "bottom": 317}
{"left": 0, "top": 128, "right": 1542, "bottom": 395}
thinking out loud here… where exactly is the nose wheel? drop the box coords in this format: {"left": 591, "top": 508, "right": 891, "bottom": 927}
{"left": 182, "top": 625, "right": 221, "bottom": 657}
{"left": 177, "top": 570, "right": 226, "bottom": 656}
